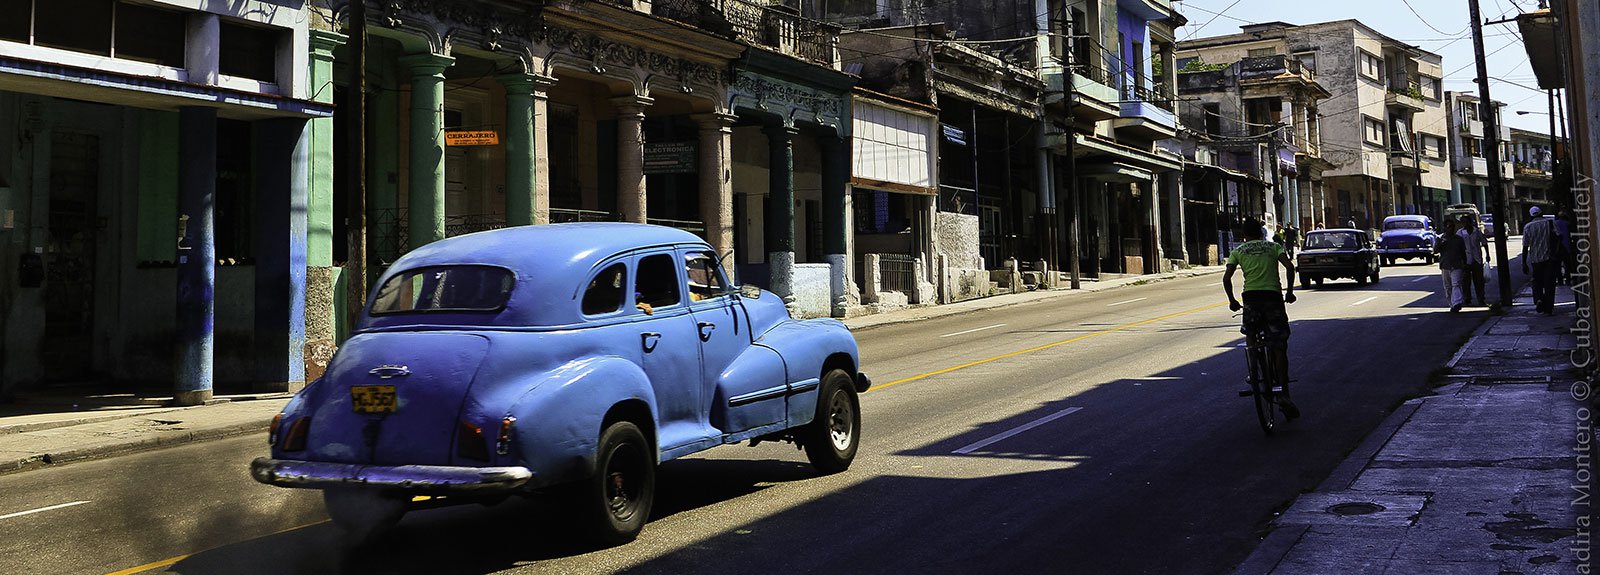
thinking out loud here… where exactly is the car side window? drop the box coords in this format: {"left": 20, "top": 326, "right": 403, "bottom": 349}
{"left": 683, "top": 251, "right": 730, "bottom": 302}
{"left": 582, "top": 263, "right": 628, "bottom": 316}
{"left": 634, "top": 254, "right": 682, "bottom": 312}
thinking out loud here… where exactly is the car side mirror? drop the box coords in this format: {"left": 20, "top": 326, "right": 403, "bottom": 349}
{"left": 738, "top": 284, "right": 762, "bottom": 299}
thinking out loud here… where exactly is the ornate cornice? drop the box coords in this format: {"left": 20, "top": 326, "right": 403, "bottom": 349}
{"left": 731, "top": 71, "right": 846, "bottom": 128}
{"left": 532, "top": 22, "right": 729, "bottom": 88}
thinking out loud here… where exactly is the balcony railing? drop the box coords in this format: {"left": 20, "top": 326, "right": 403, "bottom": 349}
{"left": 1237, "top": 54, "right": 1315, "bottom": 83}
{"left": 718, "top": 0, "right": 838, "bottom": 66}
{"left": 373, "top": 209, "right": 510, "bottom": 258}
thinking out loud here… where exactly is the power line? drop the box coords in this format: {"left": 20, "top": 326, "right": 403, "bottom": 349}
{"left": 1181, "top": 0, "right": 1245, "bottom": 41}
{"left": 1399, "top": 0, "right": 1470, "bottom": 36}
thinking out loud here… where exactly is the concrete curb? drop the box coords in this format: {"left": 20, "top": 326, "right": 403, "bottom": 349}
{"left": 0, "top": 418, "right": 272, "bottom": 475}
{"left": 844, "top": 267, "right": 1226, "bottom": 331}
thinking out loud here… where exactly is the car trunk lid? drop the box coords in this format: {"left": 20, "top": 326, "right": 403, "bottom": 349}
{"left": 309, "top": 332, "right": 491, "bottom": 466}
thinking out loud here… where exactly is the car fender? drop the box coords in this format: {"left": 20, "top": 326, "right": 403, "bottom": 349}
{"left": 491, "top": 356, "right": 658, "bottom": 489}
{"left": 753, "top": 318, "right": 861, "bottom": 426}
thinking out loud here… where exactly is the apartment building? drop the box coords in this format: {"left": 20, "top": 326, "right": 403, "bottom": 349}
{"left": 1444, "top": 91, "right": 1512, "bottom": 216}
{"left": 1179, "top": 21, "right": 1451, "bottom": 231}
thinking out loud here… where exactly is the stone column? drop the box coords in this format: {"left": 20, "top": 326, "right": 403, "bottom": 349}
{"left": 819, "top": 133, "right": 849, "bottom": 316}
{"left": 693, "top": 112, "right": 737, "bottom": 271}
{"left": 1144, "top": 178, "right": 1163, "bottom": 273}
{"left": 500, "top": 73, "right": 555, "bottom": 227}
{"left": 175, "top": 106, "right": 217, "bottom": 406}
{"left": 303, "top": 30, "right": 343, "bottom": 382}
{"left": 613, "top": 95, "right": 653, "bottom": 223}
{"left": 400, "top": 52, "right": 453, "bottom": 250}
{"left": 764, "top": 124, "right": 798, "bottom": 301}
{"left": 1165, "top": 171, "right": 1188, "bottom": 262}
{"left": 252, "top": 118, "right": 310, "bottom": 392}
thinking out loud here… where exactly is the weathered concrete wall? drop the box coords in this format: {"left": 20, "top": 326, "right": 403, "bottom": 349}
{"left": 118, "top": 266, "right": 256, "bottom": 384}
{"left": 791, "top": 263, "right": 832, "bottom": 318}
{"left": 304, "top": 266, "right": 338, "bottom": 382}
{"left": 933, "top": 211, "right": 981, "bottom": 269}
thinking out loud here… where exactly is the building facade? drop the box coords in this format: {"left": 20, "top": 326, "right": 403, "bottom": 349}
{"left": 0, "top": 0, "right": 331, "bottom": 402}
{"left": 1444, "top": 91, "right": 1512, "bottom": 216}
{"left": 1180, "top": 21, "right": 1451, "bottom": 232}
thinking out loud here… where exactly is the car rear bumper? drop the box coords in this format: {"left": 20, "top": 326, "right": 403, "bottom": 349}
{"left": 1378, "top": 248, "right": 1430, "bottom": 257}
{"left": 250, "top": 457, "right": 533, "bottom": 494}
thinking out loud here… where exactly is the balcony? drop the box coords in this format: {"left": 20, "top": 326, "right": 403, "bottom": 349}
{"left": 654, "top": 0, "right": 839, "bottom": 66}
{"left": 1114, "top": 82, "right": 1177, "bottom": 140}
{"left": 1386, "top": 85, "right": 1426, "bottom": 112}
{"left": 1237, "top": 55, "right": 1316, "bottom": 84}
{"left": 1391, "top": 153, "right": 1422, "bottom": 173}
{"left": 1045, "top": 63, "right": 1122, "bottom": 121}
{"left": 1457, "top": 118, "right": 1484, "bottom": 137}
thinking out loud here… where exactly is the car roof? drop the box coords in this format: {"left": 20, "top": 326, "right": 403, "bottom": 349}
{"left": 361, "top": 223, "right": 709, "bottom": 329}
{"left": 1383, "top": 214, "right": 1429, "bottom": 222}
{"left": 1309, "top": 228, "right": 1363, "bottom": 233}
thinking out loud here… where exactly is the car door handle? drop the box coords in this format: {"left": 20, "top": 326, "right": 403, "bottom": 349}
{"left": 641, "top": 332, "right": 661, "bottom": 353}
{"left": 698, "top": 322, "right": 715, "bottom": 341}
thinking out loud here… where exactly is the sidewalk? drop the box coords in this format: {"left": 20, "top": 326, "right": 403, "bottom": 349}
{"left": 1234, "top": 284, "right": 1589, "bottom": 574}
{"left": 0, "top": 265, "right": 1224, "bottom": 475}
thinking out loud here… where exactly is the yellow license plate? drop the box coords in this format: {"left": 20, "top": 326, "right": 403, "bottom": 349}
{"left": 351, "top": 385, "right": 397, "bottom": 414}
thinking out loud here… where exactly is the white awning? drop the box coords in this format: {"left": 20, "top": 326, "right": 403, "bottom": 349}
{"left": 852, "top": 98, "right": 937, "bottom": 194}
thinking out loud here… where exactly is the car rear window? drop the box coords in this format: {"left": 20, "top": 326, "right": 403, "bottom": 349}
{"left": 1384, "top": 220, "right": 1424, "bottom": 230}
{"left": 1305, "top": 232, "right": 1359, "bottom": 249}
{"left": 370, "top": 266, "right": 513, "bottom": 315}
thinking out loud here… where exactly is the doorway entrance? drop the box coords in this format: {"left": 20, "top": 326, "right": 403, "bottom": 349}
{"left": 43, "top": 131, "right": 100, "bottom": 381}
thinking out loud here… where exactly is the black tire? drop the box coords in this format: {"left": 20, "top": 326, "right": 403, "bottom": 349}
{"left": 1425, "top": 255, "right": 1435, "bottom": 265}
{"left": 1355, "top": 272, "right": 1368, "bottom": 286}
{"left": 1300, "top": 273, "right": 1313, "bottom": 289}
{"left": 1371, "top": 266, "right": 1381, "bottom": 283}
{"left": 1250, "top": 348, "right": 1278, "bottom": 435}
{"left": 1314, "top": 277, "right": 1324, "bottom": 286}
{"left": 803, "top": 369, "right": 861, "bottom": 474}
{"left": 324, "top": 489, "right": 407, "bottom": 546}
{"left": 579, "top": 421, "right": 656, "bottom": 546}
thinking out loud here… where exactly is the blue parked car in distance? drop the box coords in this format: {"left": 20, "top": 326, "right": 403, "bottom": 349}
{"left": 1376, "top": 215, "right": 1437, "bottom": 266}
{"left": 251, "top": 223, "right": 869, "bottom": 545}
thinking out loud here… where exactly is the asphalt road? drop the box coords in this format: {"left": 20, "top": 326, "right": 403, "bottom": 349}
{"left": 0, "top": 255, "right": 1523, "bottom": 575}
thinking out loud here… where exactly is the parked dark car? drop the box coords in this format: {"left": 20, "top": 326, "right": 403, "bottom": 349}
{"left": 1297, "top": 229, "right": 1381, "bottom": 287}
{"left": 1376, "top": 215, "right": 1437, "bottom": 265}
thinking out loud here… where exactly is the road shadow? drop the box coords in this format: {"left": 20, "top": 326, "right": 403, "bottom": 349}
{"left": 155, "top": 298, "right": 1505, "bottom": 575}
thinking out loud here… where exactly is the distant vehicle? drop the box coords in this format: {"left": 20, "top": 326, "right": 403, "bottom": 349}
{"left": 250, "top": 223, "right": 869, "bottom": 545}
{"left": 1376, "top": 215, "right": 1437, "bottom": 266}
{"left": 1444, "top": 203, "right": 1480, "bottom": 223}
{"left": 1298, "top": 228, "right": 1381, "bottom": 287}
{"left": 1481, "top": 213, "right": 1496, "bottom": 236}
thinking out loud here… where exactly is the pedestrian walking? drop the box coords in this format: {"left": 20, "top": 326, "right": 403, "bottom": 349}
{"left": 1457, "top": 214, "right": 1490, "bottom": 306}
{"left": 1522, "top": 206, "right": 1558, "bottom": 314}
{"left": 1435, "top": 219, "right": 1467, "bottom": 312}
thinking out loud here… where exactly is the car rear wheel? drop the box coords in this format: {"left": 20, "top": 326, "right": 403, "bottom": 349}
{"left": 1425, "top": 255, "right": 1435, "bottom": 265}
{"left": 803, "top": 369, "right": 861, "bottom": 474}
{"left": 1371, "top": 267, "right": 1381, "bottom": 283}
{"left": 1300, "top": 273, "right": 1314, "bottom": 289}
{"left": 1356, "top": 272, "right": 1369, "bottom": 286}
{"left": 578, "top": 421, "right": 655, "bottom": 546}
{"left": 324, "top": 488, "right": 407, "bottom": 546}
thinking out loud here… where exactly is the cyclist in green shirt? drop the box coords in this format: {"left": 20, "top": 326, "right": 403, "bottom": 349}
{"left": 1224, "top": 220, "right": 1299, "bottom": 417}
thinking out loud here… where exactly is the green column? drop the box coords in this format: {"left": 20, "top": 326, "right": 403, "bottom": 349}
{"left": 369, "top": 69, "right": 400, "bottom": 264}
{"left": 400, "top": 52, "right": 454, "bottom": 250}
{"left": 498, "top": 74, "right": 553, "bottom": 227}
{"left": 307, "top": 30, "right": 345, "bottom": 267}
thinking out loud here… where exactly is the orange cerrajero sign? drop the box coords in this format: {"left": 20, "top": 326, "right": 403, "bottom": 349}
{"left": 445, "top": 130, "right": 499, "bottom": 146}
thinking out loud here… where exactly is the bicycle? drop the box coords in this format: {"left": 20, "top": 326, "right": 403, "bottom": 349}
{"left": 1235, "top": 304, "right": 1299, "bottom": 435}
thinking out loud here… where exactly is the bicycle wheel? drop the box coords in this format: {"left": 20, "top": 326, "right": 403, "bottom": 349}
{"left": 1251, "top": 345, "right": 1279, "bottom": 435}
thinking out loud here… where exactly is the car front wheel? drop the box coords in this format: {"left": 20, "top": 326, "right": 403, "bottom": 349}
{"left": 803, "top": 369, "right": 861, "bottom": 474}
{"left": 579, "top": 420, "right": 656, "bottom": 546}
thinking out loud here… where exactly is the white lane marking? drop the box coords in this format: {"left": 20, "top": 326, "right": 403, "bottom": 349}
{"left": 939, "top": 324, "right": 1008, "bottom": 338}
{"left": 1107, "top": 297, "right": 1148, "bottom": 307}
{"left": 1209, "top": 281, "right": 1224, "bottom": 286}
{"left": 1410, "top": 276, "right": 1429, "bottom": 283}
{"left": 0, "top": 501, "right": 90, "bottom": 520}
{"left": 1351, "top": 296, "right": 1379, "bottom": 306}
{"left": 953, "top": 407, "right": 1084, "bottom": 454}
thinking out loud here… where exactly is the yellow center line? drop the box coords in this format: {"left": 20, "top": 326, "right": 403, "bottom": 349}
{"left": 103, "top": 519, "right": 330, "bottom": 575}
{"left": 866, "top": 302, "right": 1228, "bottom": 393}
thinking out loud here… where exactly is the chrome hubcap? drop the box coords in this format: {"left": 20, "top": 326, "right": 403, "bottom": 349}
{"left": 828, "top": 391, "right": 854, "bottom": 451}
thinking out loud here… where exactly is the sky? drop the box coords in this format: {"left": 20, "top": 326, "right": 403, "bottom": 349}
{"left": 1173, "top": 0, "right": 1559, "bottom": 134}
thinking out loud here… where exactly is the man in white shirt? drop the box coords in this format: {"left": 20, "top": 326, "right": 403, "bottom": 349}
{"left": 1522, "top": 206, "right": 1557, "bottom": 314}
{"left": 1457, "top": 214, "right": 1490, "bottom": 306}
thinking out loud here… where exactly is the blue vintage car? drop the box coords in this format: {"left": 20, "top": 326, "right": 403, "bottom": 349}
{"left": 250, "top": 223, "right": 868, "bottom": 544}
{"left": 1376, "top": 215, "right": 1437, "bottom": 265}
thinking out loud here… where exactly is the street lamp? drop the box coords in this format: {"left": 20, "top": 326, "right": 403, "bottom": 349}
{"left": 1516, "top": 110, "right": 1549, "bottom": 116}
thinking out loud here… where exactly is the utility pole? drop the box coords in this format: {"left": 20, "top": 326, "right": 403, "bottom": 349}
{"left": 346, "top": 0, "right": 369, "bottom": 327}
{"left": 1470, "top": 0, "right": 1514, "bottom": 307}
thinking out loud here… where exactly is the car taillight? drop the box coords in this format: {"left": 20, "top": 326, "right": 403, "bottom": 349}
{"left": 458, "top": 420, "right": 490, "bottom": 461}
{"left": 282, "top": 417, "right": 311, "bottom": 451}
{"left": 268, "top": 413, "right": 284, "bottom": 445}
{"left": 496, "top": 416, "right": 516, "bottom": 456}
